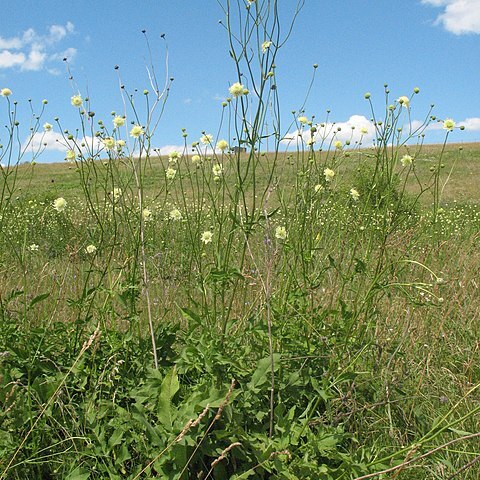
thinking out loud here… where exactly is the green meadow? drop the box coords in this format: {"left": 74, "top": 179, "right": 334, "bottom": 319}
{"left": 1, "top": 2, "right": 479, "bottom": 479}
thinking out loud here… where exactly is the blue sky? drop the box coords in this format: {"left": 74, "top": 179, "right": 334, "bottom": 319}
{"left": 1, "top": 0, "right": 480, "bottom": 162}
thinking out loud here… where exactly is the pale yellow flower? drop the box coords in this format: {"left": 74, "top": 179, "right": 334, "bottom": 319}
{"left": 350, "top": 188, "right": 360, "bottom": 201}
{"left": 43, "top": 122, "right": 53, "bottom": 131}
{"left": 324, "top": 168, "right": 335, "bottom": 182}
{"left": 275, "top": 226, "right": 287, "bottom": 240}
{"left": 29, "top": 243, "right": 39, "bottom": 252}
{"left": 398, "top": 96, "right": 410, "bottom": 107}
{"left": 116, "top": 139, "right": 126, "bottom": 149}
{"left": 212, "top": 164, "right": 223, "bottom": 176}
{"left": 200, "top": 133, "right": 213, "bottom": 145}
{"left": 169, "top": 208, "right": 182, "bottom": 221}
{"left": 201, "top": 230, "right": 213, "bottom": 244}
{"left": 360, "top": 127, "right": 368, "bottom": 135}
{"left": 142, "top": 208, "right": 152, "bottom": 221}
{"left": 400, "top": 154, "right": 413, "bottom": 167}
{"left": 112, "top": 187, "right": 122, "bottom": 201}
{"left": 65, "top": 150, "right": 76, "bottom": 162}
{"left": 166, "top": 167, "right": 177, "bottom": 180}
{"left": 168, "top": 151, "right": 180, "bottom": 163}
{"left": 86, "top": 244, "right": 97, "bottom": 254}
{"left": 113, "top": 116, "right": 125, "bottom": 127}
{"left": 298, "top": 116, "right": 308, "bottom": 124}
{"left": 71, "top": 94, "right": 83, "bottom": 107}
{"left": 103, "top": 137, "right": 115, "bottom": 149}
{"left": 216, "top": 139, "right": 229, "bottom": 151}
{"left": 334, "top": 140, "right": 342, "bottom": 149}
{"left": 1, "top": 88, "right": 12, "bottom": 97}
{"left": 53, "top": 197, "right": 67, "bottom": 212}
{"left": 229, "top": 82, "right": 245, "bottom": 98}
{"left": 443, "top": 118, "right": 455, "bottom": 131}
{"left": 192, "top": 154, "right": 201, "bottom": 164}
{"left": 130, "top": 125, "right": 145, "bottom": 138}
{"left": 314, "top": 184, "right": 323, "bottom": 193}
{"left": 261, "top": 41, "right": 272, "bottom": 53}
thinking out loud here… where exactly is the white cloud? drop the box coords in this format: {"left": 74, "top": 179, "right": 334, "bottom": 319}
{"left": 0, "top": 23, "right": 75, "bottom": 72}
{"left": 0, "top": 50, "right": 26, "bottom": 68}
{"left": 422, "top": 0, "right": 480, "bottom": 34}
{"left": 282, "top": 115, "right": 376, "bottom": 148}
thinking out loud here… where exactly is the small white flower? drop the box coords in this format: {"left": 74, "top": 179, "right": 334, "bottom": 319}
{"left": 116, "top": 139, "right": 126, "bottom": 149}
{"left": 168, "top": 151, "right": 180, "bottom": 163}
{"left": 43, "top": 122, "right": 53, "bottom": 132}
{"left": 212, "top": 164, "right": 223, "bottom": 176}
{"left": 29, "top": 243, "right": 39, "bottom": 251}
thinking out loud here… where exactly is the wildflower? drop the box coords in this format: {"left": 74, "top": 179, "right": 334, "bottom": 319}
{"left": 298, "top": 116, "right": 308, "bottom": 124}
{"left": 400, "top": 154, "right": 413, "bottom": 166}
{"left": 324, "top": 168, "right": 335, "bottom": 182}
{"left": 116, "top": 139, "right": 126, "bottom": 149}
{"left": 200, "top": 133, "right": 213, "bottom": 145}
{"left": 166, "top": 167, "right": 177, "bottom": 180}
{"left": 112, "top": 187, "right": 122, "bottom": 201}
{"left": 261, "top": 41, "right": 272, "bottom": 53}
{"left": 43, "top": 122, "right": 53, "bottom": 131}
{"left": 216, "top": 139, "right": 229, "bottom": 151}
{"left": 86, "top": 244, "right": 97, "bottom": 254}
{"left": 212, "top": 164, "right": 223, "bottom": 176}
{"left": 201, "top": 230, "right": 213, "bottom": 244}
{"left": 53, "top": 197, "right": 67, "bottom": 212}
{"left": 334, "top": 140, "right": 342, "bottom": 149}
{"left": 168, "top": 151, "right": 180, "bottom": 163}
{"left": 314, "top": 184, "right": 323, "bottom": 193}
{"left": 113, "top": 116, "right": 125, "bottom": 127}
{"left": 192, "top": 154, "right": 201, "bottom": 164}
{"left": 229, "top": 82, "right": 245, "bottom": 98}
{"left": 130, "top": 125, "right": 145, "bottom": 138}
{"left": 350, "top": 188, "right": 360, "bottom": 201}
{"left": 142, "top": 208, "right": 152, "bottom": 221}
{"left": 398, "top": 96, "right": 410, "bottom": 107}
{"left": 71, "top": 94, "right": 83, "bottom": 107}
{"left": 103, "top": 137, "right": 115, "bottom": 149}
{"left": 29, "top": 243, "right": 39, "bottom": 252}
{"left": 1, "top": 88, "right": 12, "bottom": 97}
{"left": 169, "top": 208, "right": 182, "bottom": 221}
{"left": 443, "top": 118, "right": 455, "bottom": 131}
{"left": 360, "top": 127, "right": 368, "bottom": 135}
{"left": 65, "top": 150, "right": 76, "bottom": 162}
{"left": 275, "top": 226, "right": 287, "bottom": 240}
{"left": 307, "top": 137, "right": 315, "bottom": 146}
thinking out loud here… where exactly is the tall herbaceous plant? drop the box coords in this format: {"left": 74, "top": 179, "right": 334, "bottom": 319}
{"left": 1, "top": 1, "right": 479, "bottom": 479}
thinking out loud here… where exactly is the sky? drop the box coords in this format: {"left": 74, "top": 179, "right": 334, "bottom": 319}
{"left": 1, "top": 0, "right": 480, "bottom": 163}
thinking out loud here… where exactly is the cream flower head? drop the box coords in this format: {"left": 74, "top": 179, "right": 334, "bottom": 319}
{"left": 201, "top": 231, "right": 213, "bottom": 244}
{"left": 86, "top": 244, "right": 97, "bottom": 254}
{"left": 200, "top": 133, "right": 213, "bottom": 145}
{"left": 398, "top": 96, "right": 410, "bottom": 107}
{"left": 130, "top": 125, "right": 145, "bottom": 138}
{"left": 1, "top": 88, "right": 12, "bottom": 97}
{"left": 443, "top": 118, "right": 455, "bottom": 131}
{"left": 103, "top": 137, "right": 115, "bottom": 149}
{"left": 216, "top": 139, "right": 229, "bottom": 151}
{"left": 71, "top": 95, "right": 83, "bottom": 107}
{"left": 324, "top": 168, "right": 335, "bottom": 182}
{"left": 350, "top": 188, "right": 360, "bottom": 201}
{"left": 275, "top": 226, "right": 287, "bottom": 240}
{"left": 229, "top": 82, "right": 245, "bottom": 98}
{"left": 53, "top": 197, "right": 67, "bottom": 212}
{"left": 113, "top": 116, "right": 125, "bottom": 128}
{"left": 400, "top": 154, "right": 413, "bottom": 167}
{"left": 43, "top": 122, "right": 53, "bottom": 132}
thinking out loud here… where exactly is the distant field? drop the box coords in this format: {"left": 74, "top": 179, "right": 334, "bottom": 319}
{"left": 11, "top": 141, "right": 480, "bottom": 206}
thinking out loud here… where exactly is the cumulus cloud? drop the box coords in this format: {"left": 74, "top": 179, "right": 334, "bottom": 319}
{"left": 0, "top": 22, "right": 76, "bottom": 72}
{"left": 422, "top": 0, "right": 480, "bottom": 34}
{"left": 282, "top": 115, "right": 377, "bottom": 148}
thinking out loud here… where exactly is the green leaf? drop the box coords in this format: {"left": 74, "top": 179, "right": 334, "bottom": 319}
{"left": 65, "top": 467, "right": 90, "bottom": 480}
{"left": 157, "top": 366, "right": 180, "bottom": 429}
{"left": 28, "top": 292, "right": 50, "bottom": 309}
{"left": 248, "top": 354, "right": 281, "bottom": 392}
